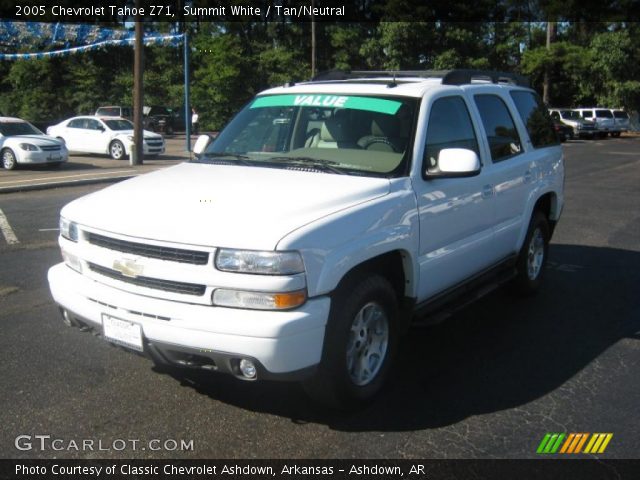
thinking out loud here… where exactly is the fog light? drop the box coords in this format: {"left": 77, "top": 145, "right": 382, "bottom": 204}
{"left": 239, "top": 359, "right": 257, "bottom": 379}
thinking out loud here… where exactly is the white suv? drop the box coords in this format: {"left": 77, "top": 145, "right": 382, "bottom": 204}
{"left": 48, "top": 70, "right": 564, "bottom": 408}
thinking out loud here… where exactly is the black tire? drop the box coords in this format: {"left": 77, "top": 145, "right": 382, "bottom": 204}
{"left": 1, "top": 148, "right": 17, "bottom": 170}
{"left": 109, "top": 140, "right": 126, "bottom": 160}
{"left": 511, "top": 210, "right": 550, "bottom": 296}
{"left": 611, "top": 132, "right": 621, "bottom": 138}
{"left": 302, "top": 274, "right": 399, "bottom": 409}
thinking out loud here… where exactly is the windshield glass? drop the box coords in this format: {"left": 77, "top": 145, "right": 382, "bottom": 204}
{"left": 0, "top": 121, "right": 43, "bottom": 136}
{"left": 560, "top": 110, "right": 580, "bottom": 120}
{"left": 104, "top": 119, "right": 134, "bottom": 130}
{"left": 196, "top": 94, "right": 417, "bottom": 177}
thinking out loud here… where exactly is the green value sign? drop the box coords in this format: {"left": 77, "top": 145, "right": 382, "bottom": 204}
{"left": 251, "top": 94, "right": 402, "bottom": 115}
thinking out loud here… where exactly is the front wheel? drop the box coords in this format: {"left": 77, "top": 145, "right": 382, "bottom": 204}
{"left": 303, "top": 274, "right": 398, "bottom": 409}
{"left": 511, "top": 211, "right": 550, "bottom": 295}
{"left": 109, "top": 140, "right": 126, "bottom": 160}
{"left": 2, "top": 148, "right": 17, "bottom": 170}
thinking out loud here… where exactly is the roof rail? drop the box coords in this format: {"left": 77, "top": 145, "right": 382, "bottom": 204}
{"left": 311, "top": 69, "right": 530, "bottom": 88}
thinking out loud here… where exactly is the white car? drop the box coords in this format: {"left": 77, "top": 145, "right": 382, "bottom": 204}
{"left": 49, "top": 70, "right": 564, "bottom": 408}
{"left": 0, "top": 117, "right": 68, "bottom": 170}
{"left": 47, "top": 116, "right": 165, "bottom": 160}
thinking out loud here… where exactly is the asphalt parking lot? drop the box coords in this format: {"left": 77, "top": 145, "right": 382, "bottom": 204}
{"left": 0, "top": 136, "right": 638, "bottom": 459}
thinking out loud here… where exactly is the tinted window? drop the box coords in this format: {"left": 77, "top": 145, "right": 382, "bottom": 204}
{"left": 97, "top": 107, "right": 119, "bottom": 116}
{"left": 595, "top": 109, "right": 613, "bottom": 118}
{"left": 86, "top": 119, "right": 103, "bottom": 130}
{"left": 474, "top": 95, "right": 522, "bottom": 162}
{"left": 104, "top": 119, "right": 134, "bottom": 131}
{"left": 550, "top": 111, "right": 560, "bottom": 120}
{"left": 67, "top": 119, "right": 84, "bottom": 128}
{"left": 613, "top": 110, "right": 628, "bottom": 119}
{"left": 423, "top": 96, "right": 479, "bottom": 173}
{"left": 511, "top": 91, "right": 557, "bottom": 148}
{"left": 580, "top": 110, "right": 593, "bottom": 118}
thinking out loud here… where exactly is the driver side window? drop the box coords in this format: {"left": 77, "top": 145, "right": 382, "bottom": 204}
{"left": 423, "top": 96, "right": 480, "bottom": 175}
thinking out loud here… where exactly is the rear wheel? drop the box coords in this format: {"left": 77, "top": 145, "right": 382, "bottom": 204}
{"left": 1, "top": 148, "right": 17, "bottom": 170}
{"left": 109, "top": 140, "right": 126, "bottom": 160}
{"left": 511, "top": 211, "right": 550, "bottom": 295}
{"left": 303, "top": 274, "right": 398, "bottom": 409}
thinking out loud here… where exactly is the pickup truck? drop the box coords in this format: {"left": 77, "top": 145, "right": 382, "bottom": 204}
{"left": 48, "top": 69, "right": 564, "bottom": 409}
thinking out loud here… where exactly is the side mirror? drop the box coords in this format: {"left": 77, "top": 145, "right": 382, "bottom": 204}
{"left": 193, "top": 134, "right": 213, "bottom": 155}
{"left": 427, "top": 148, "right": 481, "bottom": 178}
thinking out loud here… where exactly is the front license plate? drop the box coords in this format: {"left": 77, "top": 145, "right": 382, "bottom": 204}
{"left": 102, "top": 315, "right": 143, "bottom": 352}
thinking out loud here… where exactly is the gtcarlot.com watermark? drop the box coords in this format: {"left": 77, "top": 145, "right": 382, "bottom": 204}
{"left": 15, "top": 434, "right": 194, "bottom": 452}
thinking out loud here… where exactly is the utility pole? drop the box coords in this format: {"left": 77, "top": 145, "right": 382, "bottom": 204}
{"left": 311, "top": 0, "right": 316, "bottom": 78}
{"left": 543, "top": 21, "right": 556, "bottom": 105}
{"left": 131, "top": 0, "right": 144, "bottom": 165}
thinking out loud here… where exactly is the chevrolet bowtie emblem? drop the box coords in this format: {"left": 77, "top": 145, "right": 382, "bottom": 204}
{"left": 113, "top": 258, "right": 144, "bottom": 278}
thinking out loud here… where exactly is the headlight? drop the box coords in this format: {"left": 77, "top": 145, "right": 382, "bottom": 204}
{"left": 19, "top": 143, "right": 38, "bottom": 151}
{"left": 59, "top": 217, "right": 78, "bottom": 242}
{"left": 212, "top": 289, "right": 307, "bottom": 310}
{"left": 215, "top": 249, "right": 304, "bottom": 275}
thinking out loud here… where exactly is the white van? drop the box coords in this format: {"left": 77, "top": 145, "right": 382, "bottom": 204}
{"left": 574, "top": 108, "right": 619, "bottom": 137}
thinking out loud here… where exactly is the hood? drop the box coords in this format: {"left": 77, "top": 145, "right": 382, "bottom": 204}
{"left": 10, "top": 135, "right": 63, "bottom": 145}
{"left": 62, "top": 162, "right": 390, "bottom": 250}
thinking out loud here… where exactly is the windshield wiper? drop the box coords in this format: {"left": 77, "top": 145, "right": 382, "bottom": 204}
{"left": 267, "top": 156, "right": 346, "bottom": 175}
{"left": 196, "top": 152, "right": 253, "bottom": 166}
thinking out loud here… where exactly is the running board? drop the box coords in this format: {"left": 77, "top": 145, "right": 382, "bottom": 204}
{"left": 411, "top": 256, "right": 517, "bottom": 327}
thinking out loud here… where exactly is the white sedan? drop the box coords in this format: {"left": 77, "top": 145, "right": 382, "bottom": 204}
{"left": 47, "top": 116, "right": 165, "bottom": 160}
{"left": 0, "top": 117, "right": 68, "bottom": 170}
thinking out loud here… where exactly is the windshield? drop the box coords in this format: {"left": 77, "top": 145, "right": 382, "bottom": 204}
{"left": 559, "top": 110, "right": 580, "bottom": 120}
{"left": 104, "top": 119, "right": 134, "bottom": 131}
{"left": 0, "top": 121, "right": 43, "bottom": 136}
{"left": 196, "top": 94, "right": 417, "bottom": 177}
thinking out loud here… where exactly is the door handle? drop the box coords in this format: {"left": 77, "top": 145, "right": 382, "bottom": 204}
{"left": 524, "top": 170, "right": 533, "bottom": 183}
{"left": 482, "top": 185, "right": 494, "bottom": 198}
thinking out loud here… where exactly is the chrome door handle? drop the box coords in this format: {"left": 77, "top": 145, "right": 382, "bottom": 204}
{"left": 482, "top": 185, "right": 494, "bottom": 198}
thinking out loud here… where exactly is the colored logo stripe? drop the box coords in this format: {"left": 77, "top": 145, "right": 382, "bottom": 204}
{"left": 537, "top": 433, "right": 613, "bottom": 454}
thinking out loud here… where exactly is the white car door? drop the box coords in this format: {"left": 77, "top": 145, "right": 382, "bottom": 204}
{"left": 62, "top": 118, "right": 86, "bottom": 151}
{"left": 84, "top": 118, "right": 110, "bottom": 154}
{"left": 413, "top": 94, "right": 498, "bottom": 301}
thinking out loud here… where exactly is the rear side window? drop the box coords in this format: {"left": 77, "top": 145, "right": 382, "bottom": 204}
{"left": 613, "top": 110, "right": 629, "bottom": 119}
{"left": 580, "top": 110, "right": 593, "bottom": 118}
{"left": 595, "top": 110, "right": 613, "bottom": 118}
{"left": 474, "top": 94, "right": 522, "bottom": 163}
{"left": 511, "top": 91, "right": 557, "bottom": 148}
{"left": 423, "top": 96, "right": 479, "bottom": 173}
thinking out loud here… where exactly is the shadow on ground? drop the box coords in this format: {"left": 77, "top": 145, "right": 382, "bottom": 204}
{"left": 157, "top": 244, "right": 640, "bottom": 431}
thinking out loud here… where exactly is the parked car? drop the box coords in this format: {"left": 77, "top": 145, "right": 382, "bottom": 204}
{"left": 552, "top": 119, "right": 573, "bottom": 142}
{"left": 611, "top": 109, "right": 630, "bottom": 133}
{"left": 48, "top": 69, "right": 564, "bottom": 408}
{"left": 143, "top": 106, "right": 180, "bottom": 134}
{"left": 548, "top": 109, "right": 597, "bottom": 139}
{"left": 95, "top": 106, "right": 132, "bottom": 120}
{"left": 574, "top": 108, "right": 619, "bottom": 137}
{"left": 47, "top": 116, "right": 164, "bottom": 160}
{"left": 0, "top": 116, "right": 68, "bottom": 170}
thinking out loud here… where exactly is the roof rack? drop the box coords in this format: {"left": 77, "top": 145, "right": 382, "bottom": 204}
{"left": 311, "top": 69, "right": 530, "bottom": 88}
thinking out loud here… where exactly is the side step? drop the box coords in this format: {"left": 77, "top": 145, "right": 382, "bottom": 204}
{"left": 411, "top": 259, "right": 517, "bottom": 327}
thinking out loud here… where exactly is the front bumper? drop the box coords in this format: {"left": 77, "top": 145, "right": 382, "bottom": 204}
{"left": 48, "top": 263, "right": 329, "bottom": 380}
{"left": 18, "top": 149, "right": 68, "bottom": 164}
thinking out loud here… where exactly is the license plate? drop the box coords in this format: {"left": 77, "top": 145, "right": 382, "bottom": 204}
{"left": 47, "top": 155, "right": 61, "bottom": 162}
{"left": 102, "top": 314, "right": 143, "bottom": 352}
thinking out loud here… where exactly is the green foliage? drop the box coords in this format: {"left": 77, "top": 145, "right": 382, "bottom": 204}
{"left": 1, "top": 20, "right": 639, "bottom": 130}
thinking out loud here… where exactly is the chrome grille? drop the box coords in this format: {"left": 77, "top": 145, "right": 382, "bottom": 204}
{"left": 86, "top": 232, "right": 209, "bottom": 265}
{"left": 88, "top": 263, "right": 206, "bottom": 296}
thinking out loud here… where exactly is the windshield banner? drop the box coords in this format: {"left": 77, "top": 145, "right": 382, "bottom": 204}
{"left": 251, "top": 95, "right": 402, "bottom": 115}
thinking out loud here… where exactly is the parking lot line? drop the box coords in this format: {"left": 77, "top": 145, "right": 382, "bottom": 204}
{"left": 0, "top": 208, "right": 19, "bottom": 244}
{"left": 0, "top": 170, "right": 132, "bottom": 185}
